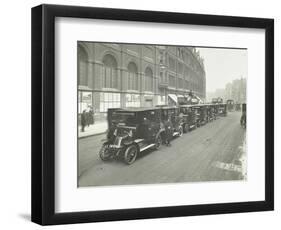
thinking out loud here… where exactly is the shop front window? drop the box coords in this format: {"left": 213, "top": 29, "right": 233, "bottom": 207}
{"left": 157, "top": 95, "right": 166, "bottom": 105}
{"left": 100, "top": 92, "right": 121, "bottom": 112}
{"left": 125, "top": 94, "right": 140, "bottom": 107}
{"left": 78, "top": 91, "right": 93, "bottom": 114}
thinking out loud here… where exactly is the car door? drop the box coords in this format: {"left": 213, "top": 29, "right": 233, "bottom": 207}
{"left": 147, "top": 110, "right": 160, "bottom": 141}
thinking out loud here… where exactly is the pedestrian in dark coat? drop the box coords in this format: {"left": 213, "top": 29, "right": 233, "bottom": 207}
{"left": 90, "top": 108, "right": 95, "bottom": 124}
{"left": 86, "top": 108, "right": 90, "bottom": 127}
{"left": 88, "top": 108, "right": 94, "bottom": 125}
{"left": 81, "top": 110, "right": 87, "bottom": 132}
{"left": 240, "top": 103, "right": 246, "bottom": 128}
{"left": 164, "top": 117, "right": 173, "bottom": 146}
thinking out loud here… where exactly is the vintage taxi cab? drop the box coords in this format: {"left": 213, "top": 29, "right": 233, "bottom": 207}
{"left": 226, "top": 99, "right": 235, "bottom": 112}
{"left": 99, "top": 107, "right": 164, "bottom": 164}
{"left": 206, "top": 104, "right": 217, "bottom": 122}
{"left": 191, "top": 104, "right": 208, "bottom": 126}
{"left": 158, "top": 105, "right": 184, "bottom": 137}
{"left": 179, "top": 105, "right": 198, "bottom": 132}
{"left": 217, "top": 103, "right": 227, "bottom": 117}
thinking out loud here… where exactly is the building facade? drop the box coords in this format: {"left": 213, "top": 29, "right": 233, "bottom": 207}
{"left": 207, "top": 78, "right": 246, "bottom": 103}
{"left": 78, "top": 42, "right": 206, "bottom": 121}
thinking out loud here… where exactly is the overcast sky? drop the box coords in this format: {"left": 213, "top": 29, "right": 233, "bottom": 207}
{"left": 196, "top": 47, "right": 248, "bottom": 93}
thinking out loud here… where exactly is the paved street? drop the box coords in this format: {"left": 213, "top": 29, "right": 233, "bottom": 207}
{"left": 78, "top": 112, "right": 246, "bottom": 187}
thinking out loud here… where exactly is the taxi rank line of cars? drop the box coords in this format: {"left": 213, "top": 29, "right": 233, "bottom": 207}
{"left": 99, "top": 102, "right": 228, "bottom": 165}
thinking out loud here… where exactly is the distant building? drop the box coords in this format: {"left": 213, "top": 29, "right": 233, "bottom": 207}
{"left": 230, "top": 78, "right": 247, "bottom": 103}
{"left": 207, "top": 78, "right": 246, "bottom": 103}
{"left": 78, "top": 42, "right": 206, "bottom": 121}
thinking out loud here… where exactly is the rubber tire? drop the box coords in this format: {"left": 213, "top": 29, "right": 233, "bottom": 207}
{"left": 178, "top": 126, "right": 183, "bottom": 137}
{"left": 124, "top": 145, "right": 138, "bottom": 165}
{"left": 99, "top": 145, "right": 111, "bottom": 161}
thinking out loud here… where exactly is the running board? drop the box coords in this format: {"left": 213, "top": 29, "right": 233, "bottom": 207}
{"left": 140, "top": 143, "right": 156, "bottom": 152}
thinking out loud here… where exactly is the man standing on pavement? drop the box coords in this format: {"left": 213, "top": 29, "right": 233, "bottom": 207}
{"left": 164, "top": 115, "right": 173, "bottom": 146}
{"left": 240, "top": 103, "right": 246, "bottom": 128}
{"left": 81, "top": 110, "right": 87, "bottom": 132}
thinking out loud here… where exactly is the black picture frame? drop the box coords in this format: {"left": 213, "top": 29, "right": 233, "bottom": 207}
{"left": 31, "top": 4, "right": 274, "bottom": 225}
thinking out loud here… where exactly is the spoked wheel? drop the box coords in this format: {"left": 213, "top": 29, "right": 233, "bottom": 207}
{"left": 99, "top": 145, "right": 111, "bottom": 161}
{"left": 154, "top": 135, "right": 162, "bottom": 150}
{"left": 124, "top": 145, "right": 138, "bottom": 165}
{"left": 178, "top": 126, "right": 183, "bottom": 137}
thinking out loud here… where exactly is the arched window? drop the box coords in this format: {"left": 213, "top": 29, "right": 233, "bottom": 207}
{"left": 127, "top": 62, "right": 138, "bottom": 90}
{"left": 78, "top": 45, "right": 88, "bottom": 86}
{"left": 102, "top": 54, "right": 118, "bottom": 89}
{"left": 144, "top": 67, "right": 153, "bottom": 92}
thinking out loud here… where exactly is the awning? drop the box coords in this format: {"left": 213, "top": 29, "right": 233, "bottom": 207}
{"left": 168, "top": 94, "right": 178, "bottom": 104}
{"left": 78, "top": 85, "right": 93, "bottom": 91}
{"left": 194, "top": 95, "right": 203, "bottom": 104}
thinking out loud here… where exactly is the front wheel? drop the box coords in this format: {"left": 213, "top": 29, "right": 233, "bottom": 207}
{"left": 123, "top": 145, "right": 138, "bottom": 165}
{"left": 99, "top": 145, "right": 111, "bottom": 161}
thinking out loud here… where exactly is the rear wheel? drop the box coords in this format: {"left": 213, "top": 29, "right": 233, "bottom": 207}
{"left": 178, "top": 126, "right": 183, "bottom": 137}
{"left": 124, "top": 145, "right": 138, "bottom": 165}
{"left": 99, "top": 145, "right": 111, "bottom": 161}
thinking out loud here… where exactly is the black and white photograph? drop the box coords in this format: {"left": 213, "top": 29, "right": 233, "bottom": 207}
{"left": 77, "top": 42, "right": 247, "bottom": 187}
{"left": 29, "top": 3, "right": 274, "bottom": 226}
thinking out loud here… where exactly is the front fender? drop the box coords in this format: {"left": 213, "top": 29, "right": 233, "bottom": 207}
{"left": 123, "top": 140, "right": 134, "bottom": 146}
{"left": 122, "top": 136, "right": 134, "bottom": 146}
{"left": 156, "top": 129, "right": 165, "bottom": 139}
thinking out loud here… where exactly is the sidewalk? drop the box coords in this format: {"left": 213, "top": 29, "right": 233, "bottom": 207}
{"left": 78, "top": 121, "right": 108, "bottom": 138}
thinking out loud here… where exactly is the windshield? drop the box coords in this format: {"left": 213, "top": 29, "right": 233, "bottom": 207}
{"left": 112, "top": 112, "right": 137, "bottom": 125}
